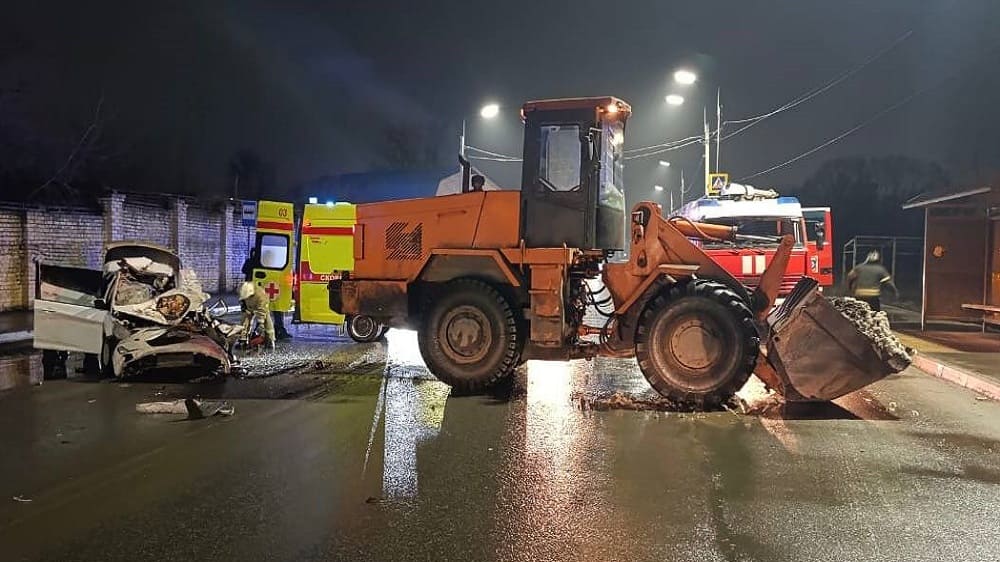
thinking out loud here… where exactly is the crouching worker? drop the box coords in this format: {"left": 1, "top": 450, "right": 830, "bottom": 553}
{"left": 239, "top": 281, "right": 276, "bottom": 350}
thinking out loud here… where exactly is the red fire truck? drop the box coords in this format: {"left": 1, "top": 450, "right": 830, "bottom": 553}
{"left": 676, "top": 194, "right": 833, "bottom": 295}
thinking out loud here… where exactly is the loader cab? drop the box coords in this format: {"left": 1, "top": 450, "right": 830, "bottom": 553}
{"left": 519, "top": 97, "right": 629, "bottom": 251}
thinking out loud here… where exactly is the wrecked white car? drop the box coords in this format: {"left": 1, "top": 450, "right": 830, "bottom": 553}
{"left": 34, "top": 242, "right": 243, "bottom": 378}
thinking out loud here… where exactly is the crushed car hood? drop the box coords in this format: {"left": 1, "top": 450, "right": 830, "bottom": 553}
{"left": 114, "top": 285, "right": 209, "bottom": 326}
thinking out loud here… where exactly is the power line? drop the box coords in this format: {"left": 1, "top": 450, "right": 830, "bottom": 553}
{"left": 466, "top": 144, "right": 521, "bottom": 161}
{"left": 722, "top": 30, "right": 913, "bottom": 141}
{"left": 740, "top": 89, "right": 927, "bottom": 181}
{"left": 740, "top": 36, "right": 1000, "bottom": 182}
{"left": 624, "top": 134, "right": 703, "bottom": 155}
{"left": 622, "top": 30, "right": 913, "bottom": 160}
{"left": 468, "top": 155, "right": 522, "bottom": 162}
{"left": 624, "top": 138, "right": 703, "bottom": 160}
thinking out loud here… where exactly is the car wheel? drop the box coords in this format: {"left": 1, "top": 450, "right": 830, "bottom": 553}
{"left": 100, "top": 337, "right": 118, "bottom": 378}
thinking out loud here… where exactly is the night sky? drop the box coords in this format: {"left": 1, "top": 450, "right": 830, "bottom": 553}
{"left": 3, "top": 0, "right": 999, "bottom": 201}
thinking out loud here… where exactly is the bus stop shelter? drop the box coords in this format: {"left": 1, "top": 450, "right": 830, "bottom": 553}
{"left": 902, "top": 186, "right": 999, "bottom": 330}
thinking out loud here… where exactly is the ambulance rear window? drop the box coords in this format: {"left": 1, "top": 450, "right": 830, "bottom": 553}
{"left": 259, "top": 234, "right": 289, "bottom": 269}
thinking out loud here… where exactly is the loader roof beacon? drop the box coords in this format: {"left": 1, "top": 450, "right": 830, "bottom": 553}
{"left": 329, "top": 97, "right": 899, "bottom": 408}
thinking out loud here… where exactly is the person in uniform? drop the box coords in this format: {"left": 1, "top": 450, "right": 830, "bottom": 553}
{"left": 239, "top": 281, "right": 275, "bottom": 349}
{"left": 847, "top": 251, "right": 898, "bottom": 312}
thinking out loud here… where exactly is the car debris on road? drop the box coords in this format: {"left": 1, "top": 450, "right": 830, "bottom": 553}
{"left": 135, "top": 398, "right": 235, "bottom": 418}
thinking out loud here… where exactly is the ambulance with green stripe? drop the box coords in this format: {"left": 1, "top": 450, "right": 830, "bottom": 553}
{"left": 249, "top": 200, "right": 387, "bottom": 342}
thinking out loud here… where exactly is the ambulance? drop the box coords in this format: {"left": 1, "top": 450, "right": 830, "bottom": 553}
{"left": 249, "top": 200, "right": 387, "bottom": 342}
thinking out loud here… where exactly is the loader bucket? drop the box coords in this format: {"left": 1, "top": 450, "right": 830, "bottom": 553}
{"left": 761, "top": 278, "right": 896, "bottom": 402}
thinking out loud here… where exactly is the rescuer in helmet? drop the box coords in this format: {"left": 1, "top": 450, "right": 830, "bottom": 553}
{"left": 847, "top": 250, "right": 898, "bottom": 312}
{"left": 239, "top": 281, "right": 276, "bottom": 350}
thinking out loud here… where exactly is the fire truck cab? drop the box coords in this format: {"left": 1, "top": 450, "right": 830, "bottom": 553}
{"left": 676, "top": 195, "right": 825, "bottom": 295}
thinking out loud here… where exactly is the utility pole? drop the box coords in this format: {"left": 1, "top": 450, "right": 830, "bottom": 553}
{"left": 459, "top": 119, "right": 467, "bottom": 157}
{"left": 715, "top": 89, "right": 722, "bottom": 173}
{"left": 703, "top": 108, "right": 711, "bottom": 197}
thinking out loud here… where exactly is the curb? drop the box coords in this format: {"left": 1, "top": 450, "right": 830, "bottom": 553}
{"left": 911, "top": 353, "right": 1000, "bottom": 401}
{"left": 0, "top": 331, "right": 33, "bottom": 345}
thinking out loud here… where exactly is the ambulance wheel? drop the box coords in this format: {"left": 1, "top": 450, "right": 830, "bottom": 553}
{"left": 346, "top": 315, "right": 384, "bottom": 343}
{"left": 419, "top": 279, "right": 521, "bottom": 393}
{"left": 635, "top": 279, "right": 759, "bottom": 409}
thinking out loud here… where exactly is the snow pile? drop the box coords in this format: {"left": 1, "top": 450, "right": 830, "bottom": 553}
{"left": 829, "top": 297, "right": 912, "bottom": 372}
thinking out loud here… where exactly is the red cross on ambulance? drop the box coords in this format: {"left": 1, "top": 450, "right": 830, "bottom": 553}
{"left": 264, "top": 282, "right": 280, "bottom": 301}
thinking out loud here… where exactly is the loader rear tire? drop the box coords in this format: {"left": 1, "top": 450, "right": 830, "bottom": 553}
{"left": 635, "top": 279, "right": 759, "bottom": 408}
{"left": 419, "top": 279, "right": 521, "bottom": 393}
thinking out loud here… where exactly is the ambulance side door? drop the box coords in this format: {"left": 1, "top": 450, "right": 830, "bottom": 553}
{"left": 252, "top": 201, "right": 296, "bottom": 312}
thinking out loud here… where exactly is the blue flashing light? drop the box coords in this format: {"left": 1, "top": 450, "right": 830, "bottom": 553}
{"left": 776, "top": 196, "right": 799, "bottom": 204}
{"left": 325, "top": 200, "right": 335, "bottom": 207}
{"left": 696, "top": 198, "right": 720, "bottom": 206}
{"left": 308, "top": 197, "right": 318, "bottom": 204}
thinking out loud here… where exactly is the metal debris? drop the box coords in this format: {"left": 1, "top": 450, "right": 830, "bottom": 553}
{"left": 12, "top": 495, "right": 32, "bottom": 503}
{"left": 135, "top": 399, "right": 235, "bottom": 418}
{"left": 829, "top": 297, "right": 913, "bottom": 371}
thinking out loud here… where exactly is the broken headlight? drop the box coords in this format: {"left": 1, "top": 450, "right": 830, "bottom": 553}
{"left": 156, "top": 294, "right": 191, "bottom": 321}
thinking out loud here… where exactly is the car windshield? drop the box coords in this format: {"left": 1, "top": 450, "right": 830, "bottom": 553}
{"left": 701, "top": 216, "right": 804, "bottom": 248}
{"left": 599, "top": 120, "right": 625, "bottom": 210}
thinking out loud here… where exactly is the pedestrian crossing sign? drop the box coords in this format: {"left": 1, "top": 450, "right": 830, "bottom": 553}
{"left": 707, "top": 173, "right": 729, "bottom": 197}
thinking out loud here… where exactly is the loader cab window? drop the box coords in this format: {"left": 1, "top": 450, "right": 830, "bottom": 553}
{"left": 539, "top": 124, "right": 582, "bottom": 192}
{"left": 257, "top": 233, "right": 289, "bottom": 270}
{"left": 600, "top": 120, "right": 625, "bottom": 210}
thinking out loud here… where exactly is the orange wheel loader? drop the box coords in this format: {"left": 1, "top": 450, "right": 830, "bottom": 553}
{"left": 328, "top": 97, "right": 899, "bottom": 408}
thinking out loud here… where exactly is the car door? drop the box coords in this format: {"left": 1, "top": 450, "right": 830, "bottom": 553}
{"left": 33, "top": 263, "right": 106, "bottom": 354}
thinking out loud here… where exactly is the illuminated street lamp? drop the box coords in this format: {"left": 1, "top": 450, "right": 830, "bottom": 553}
{"left": 461, "top": 102, "right": 502, "bottom": 156}
{"left": 658, "top": 160, "right": 670, "bottom": 167}
{"left": 673, "top": 69, "right": 697, "bottom": 85}
{"left": 665, "top": 94, "right": 684, "bottom": 106}
{"left": 653, "top": 185, "right": 664, "bottom": 192}
{"left": 480, "top": 103, "right": 500, "bottom": 119}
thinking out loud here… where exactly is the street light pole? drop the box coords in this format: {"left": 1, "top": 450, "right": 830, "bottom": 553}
{"left": 715, "top": 89, "right": 722, "bottom": 173}
{"left": 459, "top": 119, "right": 466, "bottom": 157}
{"left": 703, "top": 108, "right": 711, "bottom": 197}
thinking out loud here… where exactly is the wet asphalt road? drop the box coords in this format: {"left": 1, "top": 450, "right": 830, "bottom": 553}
{"left": 1, "top": 327, "right": 1000, "bottom": 561}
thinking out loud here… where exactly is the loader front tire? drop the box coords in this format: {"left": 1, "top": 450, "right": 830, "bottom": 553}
{"left": 419, "top": 279, "right": 521, "bottom": 393}
{"left": 635, "top": 279, "right": 759, "bottom": 408}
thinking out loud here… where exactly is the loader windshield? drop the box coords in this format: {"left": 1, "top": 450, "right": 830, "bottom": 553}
{"left": 599, "top": 120, "right": 625, "bottom": 210}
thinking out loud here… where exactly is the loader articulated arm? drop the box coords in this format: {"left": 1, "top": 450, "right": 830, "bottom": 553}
{"left": 602, "top": 201, "right": 793, "bottom": 318}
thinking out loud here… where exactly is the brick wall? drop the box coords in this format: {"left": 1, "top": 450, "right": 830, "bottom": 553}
{"left": 25, "top": 207, "right": 104, "bottom": 305}
{"left": 181, "top": 204, "right": 224, "bottom": 294}
{"left": 0, "top": 193, "right": 253, "bottom": 311}
{"left": 119, "top": 194, "right": 171, "bottom": 247}
{"left": 0, "top": 209, "right": 27, "bottom": 310}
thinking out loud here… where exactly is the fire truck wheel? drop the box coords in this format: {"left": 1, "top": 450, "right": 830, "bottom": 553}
{"left": 346, "top": 315, "right": 384, "bottom": 343}
{"left": 635, "top": 279, "right": 759, "bottom": 409}
{"left": 419, "top": 279, "right": 521, "bottom": 393}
